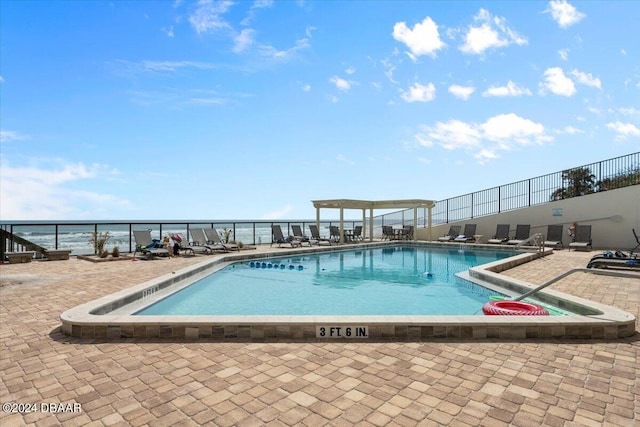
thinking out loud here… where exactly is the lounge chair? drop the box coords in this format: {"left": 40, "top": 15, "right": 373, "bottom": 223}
{"left": 348, "top": 225, "right": 363, "bottom": 241}
{"left": 543, "top": 225, "right": 564, "bottom": 249}
{"left": 587, "top": 253, "right": 639, "bottom": 269}
{"left": 437, "top": 225, "right": 461, "bottom": 242}
{"left": 507, "top": 224, "right": 531, "bottom": 245}
{"left": 588, "top": 250, "right": 635, "bottom": 262}
{"left": 399, "top": 225, "right": 413, "bottom": 240}
{"left": 188, "top": 229, "right": 226, "bottom": 254}
{"left": 133, "top": 230, "right": 170, "bottom": 259}
{"left": 569, "top": 225, "right": 592, "bottom": 251}
{"left": 632, "top": 229, "right": 640, "bottom": 255}
{"left": 330, "top": 226, "right": 343, "bottom": 243}
{"left": 487, "top": 224, "right": 510, "bottom": 244}
{"left": 454, "top": 224, "right": 477, "bottom": 242}
{"left": 382, "top": 225, "right": 395, "bottom": 240}
{"left": 309, "top": 224, "right": 333, "bottom": 245}
{"left": 291, "top": 225, "right": 316, "bottom": 246}
{"left": 271, "top": 225, "right": 302, "bottom": 248}
{"left": 203, "top": 228, "right": 239, "bottom": 252}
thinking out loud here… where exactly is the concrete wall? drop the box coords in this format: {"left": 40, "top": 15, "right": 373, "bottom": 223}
{"left": 419, "top": 185, "right": 640, "bottom": 251}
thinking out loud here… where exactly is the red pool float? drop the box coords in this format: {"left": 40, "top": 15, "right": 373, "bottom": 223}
{"left": 482, "top": 300, "right": 549, "bottom": 316}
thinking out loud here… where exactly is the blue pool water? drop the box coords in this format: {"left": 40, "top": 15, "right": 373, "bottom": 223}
{"left": 137, "top": 246, "right": 518, "bottom": 316}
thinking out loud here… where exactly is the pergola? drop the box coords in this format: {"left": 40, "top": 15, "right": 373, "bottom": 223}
{"left": 311, "top": 199, "right": 436, "bottom": 243}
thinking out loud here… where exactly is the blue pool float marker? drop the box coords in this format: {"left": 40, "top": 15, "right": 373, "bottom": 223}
{"left": 289, "top": 265, "right": 295, "bottom": 270}
{"left": 267, "top": 263, "right": 273, "bottom": 268}
{"left": 423, "top": 272, "right": 433, "bottom": 278}
{"left": 298, "top": 265, "right": 304, "bottom": 271}
{"left": 249, "top": 261, "right": 255, "bottom": 267}
{"left": 280, "top": 264, "right": 285, "bottom": 269}
{"left": 261, "top": 262, "right": 267, "bottom": 268}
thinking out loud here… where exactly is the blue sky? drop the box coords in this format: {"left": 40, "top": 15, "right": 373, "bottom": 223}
{"left": 1, "top": 0, "right": 639, "bottom": 221}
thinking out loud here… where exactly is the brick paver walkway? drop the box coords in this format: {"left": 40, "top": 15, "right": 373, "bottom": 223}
{"left": 1, "top": 249, "right": 638, "bottom": 426}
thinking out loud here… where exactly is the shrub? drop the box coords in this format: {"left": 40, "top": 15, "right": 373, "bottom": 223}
{"left": 112, "top": 246, "right": 120, "bottom": 257}
{"left": 89, "top": 231, "right": 111, "bottom": 255}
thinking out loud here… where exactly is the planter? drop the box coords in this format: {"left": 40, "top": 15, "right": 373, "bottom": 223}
{"left": 77, "top": 254, "right": 134, "bottom": 263}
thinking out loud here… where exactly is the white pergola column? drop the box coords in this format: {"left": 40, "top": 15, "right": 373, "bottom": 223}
{"left": 413, "top": 208, "right": 418, "bottom": 241}
{"left": 427, "top": 206, "right": 432, "bottom": 241}
{"left": 339, "top": 208, "right": 344, "bottom": 244}
{"left": 369, "top": 208, "right": 374, "bottom": 242}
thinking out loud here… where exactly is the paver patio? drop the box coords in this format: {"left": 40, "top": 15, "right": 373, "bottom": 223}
{"left": 1, "top": 248, "right": 638, "bottom": 426}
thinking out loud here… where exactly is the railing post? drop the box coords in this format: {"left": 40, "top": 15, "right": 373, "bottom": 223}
{"left": 498, "top": 186, "right": 501, "bottom": 213}
{"left": 55, "top": 224, "right": 59, "bottom": 250}
{"left": 528, "top": 179, "right": 531, "bottom": 207}
{"left": 129, "top": 224, "right": 133, "bottom": 253}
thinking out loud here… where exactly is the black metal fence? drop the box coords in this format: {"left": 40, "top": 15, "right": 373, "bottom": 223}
{"left": 379, "top": 152, "right": 640, "bottom": 227}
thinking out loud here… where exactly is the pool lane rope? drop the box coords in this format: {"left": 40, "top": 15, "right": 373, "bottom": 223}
{"left": 249, "top": 261, "right": 304, "bottom": 270}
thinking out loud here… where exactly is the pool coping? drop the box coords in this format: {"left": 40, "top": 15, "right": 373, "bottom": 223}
{"left": 60, "top": 241, "right": 637, "bottom": 341}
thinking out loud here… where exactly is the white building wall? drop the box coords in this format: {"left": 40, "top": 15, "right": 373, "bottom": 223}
{"left": 420, "top": 185, "right": 640, "bottom": 251}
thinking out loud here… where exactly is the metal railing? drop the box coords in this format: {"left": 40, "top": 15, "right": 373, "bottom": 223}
{"left": 0, "top": 220, "right": 363, "bottom": 257}
{"left": 376, "top": 152, "right": 639, "bottom": 227}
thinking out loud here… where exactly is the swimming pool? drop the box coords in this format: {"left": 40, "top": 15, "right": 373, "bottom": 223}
{"left": 136, "top": 246, "right": 515, "bottom": 316}
{"left": 60, "top": 242, "right": 637, "bottom": 341}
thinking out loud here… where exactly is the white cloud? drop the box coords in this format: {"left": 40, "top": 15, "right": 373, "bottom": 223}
{"left": 422, "top": 119, "right": 481, "bottom": 150}
{"left": 539, "top": 67, "right": 576, "bottom": 96}
{"left": 570, "top": 69, "right": 602, "bottom": 89}
{"left": 336, "top": 154, "right": 355, "bottom": 165}
{"left": 257, "top": 37, "right": 310, "bottom": 60}
{"left": 162, "top": 25, "right": 175, "bottom": 38}
{"left": 134, "top": 60, "right": 217, "bottom": 73}
{"left": 556, "top": 125, "right": 584, "bottom": 134}
{"left": 330, "top": 76, "right": 352, "bottom": 92}
{"left": 188, "top": 0, "right": 233, "bottom": 34}
{"left": 482, "top": 81, "right": 532, "bottom": 97}
{"left": 392, "top": 17, "right": 445, "bottom": 58}
{"left": 0, "top": 129, "right": 28, "bottom": 143}
{"left": 448, "top": 85, "right": 475, "bottom": 100}
{"left": 416, "top": 113, "right": 552, "bottom": 163}
{"left": 345, "top": 67, "right": 355, "bottom": 75}
{"left": 619, "top": 107, "right": 640, "bottom": 117}
{"left": 233, "top": 28, "right": 256, "bottom": 52}
{"left": 0, "top": 160, "right": 128, "bottom": 220}
{"left": 558, "top": 48, "right": 569, "bottom": 61}
{"left": 460, "top": 9, "right": 527, "bottom": 55}
{"left": 380, "top": 59, "right": 397, "bottom": 84}
{"left": 481, "top": 113, "right": 549, "bottom": 145}
{"left": 260, "top": 204, "right": 293, "bottom": 220}
{"left": 301, "top": 84, "right": 311, "bottom": 92}
{"left": 401, "top": 82, "right": 436, "bottom": 102}
{"left": 606, "top": 121, "right": 640, "bottom": 139}
{"left": 547, "top": 0, "right": 586, "bottom": 29}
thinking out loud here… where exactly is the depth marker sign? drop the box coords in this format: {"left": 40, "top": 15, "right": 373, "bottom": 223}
{"left": 316, "top": 326, "right": 369, "bottom": 338}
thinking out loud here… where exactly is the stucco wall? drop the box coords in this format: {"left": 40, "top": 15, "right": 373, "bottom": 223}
{"left": 420, "top": 185, "right": 640, "bottom": 251}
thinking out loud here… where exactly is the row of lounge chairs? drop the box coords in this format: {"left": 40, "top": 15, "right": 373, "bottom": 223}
{"left": 437, "top": 224, "right": 477, "bottom": 243}
{"left": 381, "top": 225, "right": 414, "bottom": 240}
{"left": 133, "top": 228, "right": 239, "bottom": 259}
{"left": 436, "top": 223, "right": 594, "bottom": 250}
{"left": 271, "top": 224, "right": 367, "bottom": 248}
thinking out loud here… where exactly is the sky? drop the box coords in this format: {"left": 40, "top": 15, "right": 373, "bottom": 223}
{"left": 1, "top": 0, "right": 639, "bottom": 221}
